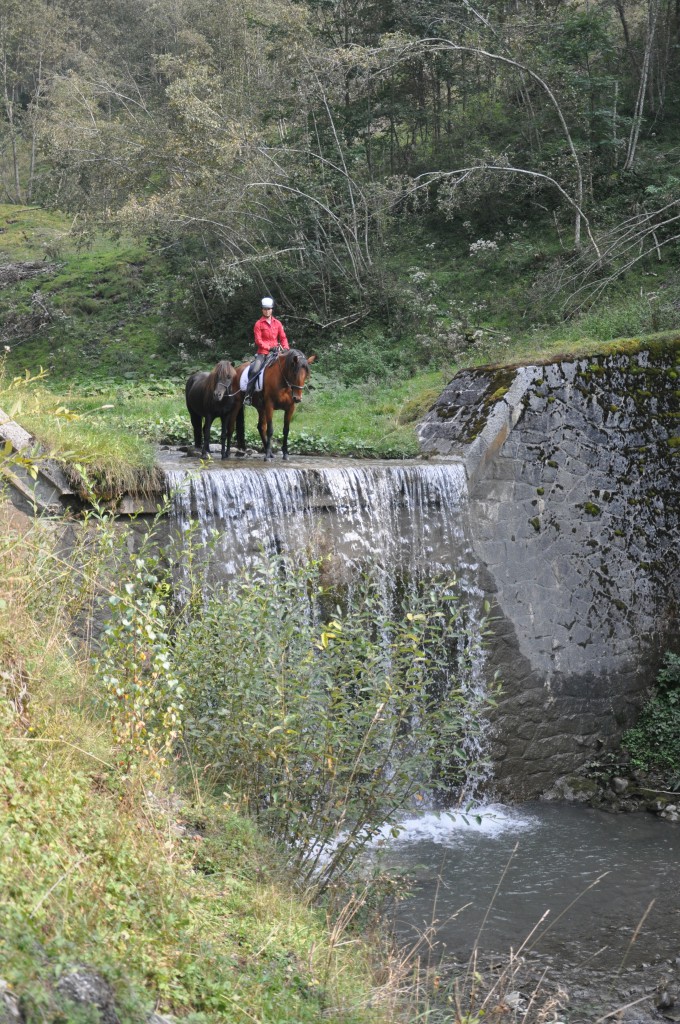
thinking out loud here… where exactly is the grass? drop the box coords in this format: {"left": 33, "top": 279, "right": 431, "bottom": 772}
{"left": 0, "top": 203, "right": 176, "bottom": 382}
{"left": 272, "top": 370, "right": 450, "bottom": 458}
{"left": 1, "top": 203, "right": 680, "bottom": 489}
{"left": 0, "top": 503, "right": 394, "bottom": 1024}
{"left": 0, "top": 370, "right": 163, "bottom": 496}
{"left": 0, "top": 358, "right": 448, "bottom": 484}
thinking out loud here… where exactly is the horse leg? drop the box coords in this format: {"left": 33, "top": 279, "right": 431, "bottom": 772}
{"left": 265, "top": 402, "right": 276, "bottom": 460}
{"left": 282, "top": 406, "right": 294, "bottom": 461}
{"left": 224, "top": 413, "right": 232, "bottom": 459}
{"left": 190, "top": 412, "right": 202, "bottom": 449}
{"left": 257, "top": 406, "right": 268, "bottom": 457}
{"left": 236, "top": 405, "right": 245, "bottom": 454}
{"left": 202, "top": 414, "right": 213, "bottom": 457}
{"left": 220, "top": 415, "right": 228, "bottom": 460}
{"left": 223, "top": 404, "right": 236, "bottom": 459}
{"left": 266, "top": 412, "right": 274, "bottom": 460}
{"left": 224, "top": 402, "right": 245, "bottom": 458}
{"left": 258, "top": 403, "right": 275, "bottom": 460}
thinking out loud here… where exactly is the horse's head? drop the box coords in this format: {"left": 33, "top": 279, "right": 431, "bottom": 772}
{"left": 213, "top": 359, "right": 235, "bottom": 402}
{"left": 284, "top": 350, "right": 316, "bottom": 403}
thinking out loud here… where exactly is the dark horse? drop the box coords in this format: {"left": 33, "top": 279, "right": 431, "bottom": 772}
{"left": 225, "top": 348, "right": 316, "bottom": 461}
{"left": 185, "top": 359, "right": 244, "bottom": 459}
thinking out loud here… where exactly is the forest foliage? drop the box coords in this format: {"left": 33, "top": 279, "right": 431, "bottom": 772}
{"left": 1, "top": 0, "right": 679, "bottom": 356}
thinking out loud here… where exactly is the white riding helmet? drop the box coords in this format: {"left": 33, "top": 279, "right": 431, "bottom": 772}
{"left": 261, "top": 297, "right": 274, "bottom": 308}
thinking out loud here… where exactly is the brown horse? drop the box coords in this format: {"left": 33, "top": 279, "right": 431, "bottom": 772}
{"left": 185, "top": 359, "right": 244, "bottom": 459}
{"left": 225, "top": 348, "right": 316, "bottom": 461}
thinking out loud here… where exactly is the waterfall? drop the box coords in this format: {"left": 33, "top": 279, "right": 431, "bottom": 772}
{"left": 164, "top": 459, "right": 491, "bottom": 800}
{"left": 166, "top": 461, "right": 471, "bottom": 576}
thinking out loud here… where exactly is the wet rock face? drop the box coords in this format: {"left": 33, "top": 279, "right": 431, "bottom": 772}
{"left": 420, "top": 345, "right": 680, "bottom": 798}
{"left": 56, "top": 970, "right": 120, "bottom": 1024}
{"left": 0, "top": 980, "right": 22, "bottom": 1024}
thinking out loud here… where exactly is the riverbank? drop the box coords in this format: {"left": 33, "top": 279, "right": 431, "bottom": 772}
{"left": 543, "top": 767, "right": 680, "bottom": 822}
{"left": 0, "top": 502, "right": 399, "bottom": 1024}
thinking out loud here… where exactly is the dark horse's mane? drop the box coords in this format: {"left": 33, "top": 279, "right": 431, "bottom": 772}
{"left": 207, "top": 359, "right": 234, "bottom": 390}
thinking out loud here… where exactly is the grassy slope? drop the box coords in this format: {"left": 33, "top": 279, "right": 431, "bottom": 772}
{"left": 0, "top": 508, "right": 386, "bottom": 1024}
{"left": 0, "top": 204, "right": 170, "bottom": 381}
{"left": 1, "top": 204, "right": 680, "bottom": 487}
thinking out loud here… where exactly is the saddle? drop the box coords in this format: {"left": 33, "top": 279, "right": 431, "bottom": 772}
{"left": 240, "top": 363, "right": 264, "bottom": 394}
{"left": 240, "top": 350, "right": 280, "bottom": 394}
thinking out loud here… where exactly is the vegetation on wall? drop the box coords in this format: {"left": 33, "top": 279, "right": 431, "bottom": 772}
{"left": 622, "top": 652, "right": 680, "bottom": 783}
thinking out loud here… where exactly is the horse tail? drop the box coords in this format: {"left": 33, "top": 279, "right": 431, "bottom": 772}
{"left": 185, "top": 372, "right": 200, "bottom": 408}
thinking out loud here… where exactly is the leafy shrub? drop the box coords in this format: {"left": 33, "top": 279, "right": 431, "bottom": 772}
{"left": 622, "top": 652, "right": 680, "bottom": 777}
{"left": 174, "top": 555, "right": 493, "bottom": 894}
{"left": 96, "top": 552, "right": 184, "bottom": 773}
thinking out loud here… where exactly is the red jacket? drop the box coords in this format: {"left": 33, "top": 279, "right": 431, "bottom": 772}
{"left": 254, "top": 315, "right": 289, "bottom": 355}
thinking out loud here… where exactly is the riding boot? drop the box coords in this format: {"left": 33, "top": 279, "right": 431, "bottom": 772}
{"left": 245, "top": 355, "right": 264, "bottom": 402}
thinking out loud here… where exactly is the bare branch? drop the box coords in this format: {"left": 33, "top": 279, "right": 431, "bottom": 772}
{"left": 400, "top": 164, "right": 601, "bottom": 258}
{"left": 374, "top": 36, "right": 587, "bottom": 247}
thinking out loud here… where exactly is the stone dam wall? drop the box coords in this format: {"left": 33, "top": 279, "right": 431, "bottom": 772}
{"left": 419, "top": 342, "right": 680, "bottom": 799}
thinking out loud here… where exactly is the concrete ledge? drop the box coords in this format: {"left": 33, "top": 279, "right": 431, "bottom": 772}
{"left": 0, "top": 406, "right": 75, "bottom": 514}
{"left": 417, "top": 365, "right": 535, "bottom": 493}
{"left": 463, "top": 366, "right": 535, "bottom": 490}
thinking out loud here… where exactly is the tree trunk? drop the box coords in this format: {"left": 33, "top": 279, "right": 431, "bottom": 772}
{"left": 624, "top": 0, "right": 660, "bottom": 171}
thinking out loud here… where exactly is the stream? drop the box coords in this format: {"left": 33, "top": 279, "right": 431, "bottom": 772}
{"left": 378, "top": 802, "right": 680, "bottom": 1021}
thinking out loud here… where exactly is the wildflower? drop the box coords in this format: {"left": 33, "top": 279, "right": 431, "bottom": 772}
{"left": 469, "top": 239, "right": 499, "bottom": 257}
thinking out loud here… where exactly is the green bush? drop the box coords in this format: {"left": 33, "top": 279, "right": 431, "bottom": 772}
{"left": 1, "top": 504, "right": 387, "bottom": 1024}
{"left": 97, "top": 553, "right": 183, "bottom": 773}
{"left": 174, "top": 555, "right": 493, "bottom": 894}
{"left": 622, "top": 652, "right": 680, "bottom": 778}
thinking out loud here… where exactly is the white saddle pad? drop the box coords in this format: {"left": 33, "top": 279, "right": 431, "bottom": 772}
{"left": 240, "top": 364, "right": 265, "bottom": 393}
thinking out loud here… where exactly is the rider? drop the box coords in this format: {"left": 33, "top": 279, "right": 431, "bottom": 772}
{"left": 246, "top": 296, "right": 289, "bottom": 399}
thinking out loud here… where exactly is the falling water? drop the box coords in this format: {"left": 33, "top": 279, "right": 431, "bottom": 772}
{"left": 164, "top": 456, "right": 491, "bottom": 798}
{"left": 165, "top": 460, "right": 471, "bottom": 575}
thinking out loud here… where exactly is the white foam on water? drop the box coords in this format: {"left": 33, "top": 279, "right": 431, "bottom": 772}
{"left": 370, "top": 804, "right": 539, "bottom": 848}
{"left": 305, "top": 804, "right": 539, "bottom": 874}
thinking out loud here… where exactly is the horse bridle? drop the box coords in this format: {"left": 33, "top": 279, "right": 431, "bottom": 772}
{"left": 278, "top": 348, "right": 309, "bottom": 397}
{"left": 284, "top": 372, "right": 309, "bottom": 398}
